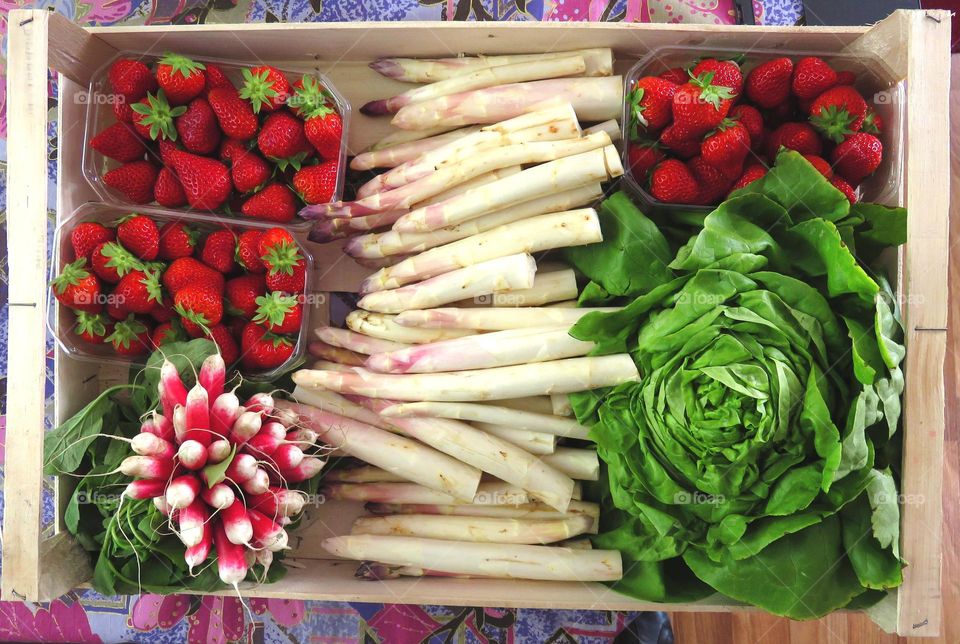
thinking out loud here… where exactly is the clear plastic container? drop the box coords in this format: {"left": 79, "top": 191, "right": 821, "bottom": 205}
{"left": 50, "top": 202, "right": 314, "bottom": 380}
{"left": 82, "top": 51, "right": 352, "bottom": 232}
{"left": 621, "top": 46, "right": 904, "bottom": 211}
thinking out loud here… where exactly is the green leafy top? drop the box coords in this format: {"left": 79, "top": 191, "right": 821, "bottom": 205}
{"left": 690, "top": 71, "right": 736, "bottom": 109}
{"left": 130, "top": 91, "right": 187, "bottom": 141}
{"left": 99, "top": 242, "right": 143, "bottom": 277}
{"left": 105, "top": 315, "right": 147, "bottom": 350}
{"left": 158, "top": 52, "right": 206, "bottom": 77}
{"left": 293, "top": 75, "right": 336, "bottom": 120}
{"left": 253, "top": 291, "right": 297, "bottom": 327}
{"left": 51, "top": 258, "right": 91, "bottom": 293}
{"left": 239, "top": 67, "right": 280, "bottom": 114}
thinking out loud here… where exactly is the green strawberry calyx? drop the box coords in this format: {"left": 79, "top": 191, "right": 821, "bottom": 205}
{"left": 293, "top": 76, "right": 336, "bottom": 118}
{"left": 253, "top": 291, "right": 297, "bottom": 327}
{"left": 626, "top": 87, "right": 648, "bottom": 138}
{"left": 74, "top": 311, "right": 108, "bottom": 338}
{"left": 105, "top": 314, "right": 147, "bottom": 349}
{"left": 239, "top": 67, "right": 280, "bottom": 114}
{"left": 100, "top": 242, "right": 143, "bottom": 277}
{"left": 268, "top": 150, "right": 310, "bottom": 173}
{"left": 131, "top": 90, "right": 187, "bottom": 141}
{"left": 141, "top": 269, "right": 164, "bottom": 305}
{"left": 809, "top": 104, "right": 856, "bottom": 143}
{"left": 262, "top": 330, "right": 293, "bottom": 349}
{"left": 861, "top": 111, "right": 881, "bottom": 135}
{"left": 690, "top": 71, "right": 736, "bottom": 110}
{"left": 158, "top": 52, "right": 206, "bottom": 78}
{"left": 51, "top": 258, "right": 90, "bottom": 294}
{"left": 174, "top": 302, "right": 210, "bottom": 329}
{"left": 261, "top": 241, "right": 303, "bottom": 276}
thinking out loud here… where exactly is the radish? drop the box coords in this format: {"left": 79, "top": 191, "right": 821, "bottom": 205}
{"left": 280, "top": 457, "right": 325, "bottom": 483}
{"left": 255, "top": 548, "right": 274, "bottom": 575}
{"left": 210, "top": 392, "right": 241, "bottom": 438}
{"left": 131, "top": 433, "right": 176, "bottom": 459}
{"left": 272, "top": 444, "right": 304, "bottom": 471}
{"left": 159, "top": 360, "right": 189, "bottom": 419}
{"left": 228, "top": 410, "right": 262, "bottom": 445}
{"left": 241, "top": 468, "right": 271, "bottom": 495}
{"left": 123, "top": 478, "right": 167, "bottom": 500}
{"left": 173, "top": 405, "right": 187, "bottom": 443}
{"left": 224, "top": 453, "right": 258, "bottom": 484}
{"left": 213, "top": 520, "right": 248, "bottom": 585}
{"left": 244, "top": 433, "right": 282, "bottom": 457}
{"left": 244, "top": 392, "right": 274, "bottom": 414}
{"left": 200, "top": 483, "right": 235, "bottom": 510}
{"left": 221, "top": 499, "right": 253, "bottom": 545}
{"left": 149, "top": 412, "right": 176, "bottom": 441}
{"left": 120, "top": 455, "right": 174, "bottom": 480}
{"left": 177, "top": 440, "right": 208, "bottom": 470}
{"left": 184, "top": 518, "right": 213, "bottom": 574}
{"left": 260, "top": 421, "right": 288, "bottom": 441}
{"left": 207, "top": 439, "right": 232, "bottom": 463}
{"left": 272, "top": 408, "right": 299, "bottom": 428}
{"left": 285, "top": 428, "right": 318, "bottom": 446}
{"left": 153, "top": 496, "right": 174, "bottom": 516}
{"left": 178, "top": 498, "right": 209, "bottom": 548}
{"left": 166, "top": 474, "right": 201, "bottom": 509}
{"left": 199, "top": 354, "right": 226, "bottom": 400}
{"left": 184, "top": 383, "right": 211, "bottom": 445}
{"left": 249, "top": 487, "right": 306, "bottom": 517}
{"left": 247, "top": 508, "right": 289, "bottom": 551}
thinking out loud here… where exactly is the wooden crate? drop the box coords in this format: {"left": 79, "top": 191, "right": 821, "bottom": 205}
{"left": 2, "top": 8, "right": 951, "bottom": 637}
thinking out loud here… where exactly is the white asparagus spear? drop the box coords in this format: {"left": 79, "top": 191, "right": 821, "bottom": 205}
{"left": 352, "top": 126, "right": 480, "bottom": 170}
{"left": 346, "top": 311, "right": 475, "bottom": 344}
{"left": 380, "top": 401, "right": 590, "bottom": 439}
{"left": 541, "top": 448, "right": 599, "bottom": 481}
{"left": 291, "top": 385, "right": 394, "bottom": 432}
{"left": 548, "top": 301, "right": 578, "bottom": 308}
{"left": 278, "top": 401, "right": 481, "bottom": 501}
{"left": 362, "top": 55, "right": 586, "bottom": 115}
{"left": 346, "top": 183, "right": 603, "bottom": 259}
{"left": 395, "top": 306, "right": 619, "bottom": 330}
{"left": 353, "top": 255, "right": 413, "bottom": 271}
{"left": 365, "top": 326, "right": 594, "bottom": 374}
{"left": 315, "top": 326, "right": 411, "bottom": 355}
{"left": 351, "top": 513, "right": 592, "bottom": 544}
{"left": 311, "top": 360, "right": 353, "bottom": 372}
{"left": 357, "top": 253, "right": 537, "bottom": 314}
{"left": 370, "top": 49, "right": 614, "bottom": 83}
{"left": 394, "top": 146, "right": 621, "bottom": 232}
{"left": 324, "top": 535, "right": 622, "bottom": 582}
{"left": 366, "top": 499, "right": 600, "bottom": 533}
{"left": 491, "top": 396, "right": 556, "bottom": 415}
{"left": 583, "top": 119, "right": 622, "bottom": 142}
{"left": 323, "top": 481, "right": 528, "bottom": 506}
{"left": 293, "top": 355, "right": 640, "bottom": 402}
{"left": 325, "top": 464, "right": 406, "bottom": 483}
{"left": 361, "top": 209, "right": 602, "bottom": 293}
{"left": 368, "top": 124, "right": 465, "bottom": 152}
{"left": 307, "top": 341, "right": 366, "bottom": 366}
{"left": 551, "top": 394, "right": 573, "bottom": 417}
{"left": 391, "top": 77, "right": 623, "bottom": 130}
{"left": 559, "top": 538, "right": 594, "bottom": 550}
{"left": 461, "top": 268, "right": 578, "bottom": 308}
{"left": 474, "top": 424, "right": 556, "bottom": 455}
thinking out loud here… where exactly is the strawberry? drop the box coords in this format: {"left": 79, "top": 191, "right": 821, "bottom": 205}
{"left": 672, "top": 72, "right": 735, "bottom": 134}
{"left": 700, "top": 119, "right": 751, "bottom": 173}
{"left": 258, "top": 110, "right": 311, "bottom": 169}
{"left": 745, "top": 57, "right": 793, "bottom": 108}
{"left": 152, "top": 320, "right": 185, "bottom": 347}
{"left": 113, "top": 100, "right": 135, "bottom": 123}
{"left": 764, "top": 97, "right": 799, "bottom": 127}
{"left": 830, "top": 176, "right": 858, "bottom": 204}
{"left": 203, "top": 63, "right": 234, "bottom": 93}
{"left": 103, "top": 161, "right": 158, "bottom": 204}
{"left": 219, "top": 138, "right": 252, "bottom": 164}
{"left": 71, "top": 222, "right": 115, "bottom": 263}
{"left": 241, "top": 322, "right": 295, "bottom": 371}
{"left": 156, "top": 52, "right": 206, "bottom": 105}
{"left": 730, "top": 164, "right": 768, "bottom": 193}
{"left": 831, "top": 132, "right": 882, "bottom": 185}
{"left": 729, "top": 104, "right": 764, "bottom": 148}
{"left": 206, "top": 324, "right": 240, "bottom": 365}
{"left": 265, "top": 256, "right": 306, "bottom": 294}
{"left": 106, "top": 314, "right": 152, "bottom": 356}
{"left": 659, "top": 122, "right": 702, "bottom": 159}
{"left": 303, "top": 109, "right": 343, "bottom": 160}
{"left": 207, "top": 87, "right": 259, "bottom": 141}
{"left": 253, "top": 291, "right": 302, "bottom": 334}
{"left": 51, "top": 259, "right": 103, "bottom": 313}
{"left": 862, "top": 109, "right": 882, "bottom": 135}
{"left": 105, "top": 298, "right": 127, "bottom": 321}
{"left": 791, "top": 56, "right": 837, "bottom": 100}
{"left": 626, "top": 141, "right": 665, "bottom": 183}
{"left": 241, "top": 183, "right": 298, "bottom": 223}
{"left": 149, "top": 293, "right": 176, "bottom": 323}
{"left": 157, "top": 221, "right": 198, "bottom": 260}
{"left": 691, "top": 59, "right": 742, "bottom": 95}
{"left": 200, "top": 229, "right": 238, "bottom": 274}
{"left": 107, "top": 59, "right": 156, "bottom": 103}
{"left": 235, "top": 230, "right": 266, "bottom": 273}
{"left": 167, "top": 149, "right": 232, "bottom": 211}
{"left": 225, "top": 273, "right": 267, "bottom": 319}
{"left": 626, "top": 76, "right": 677, "bottom": 137}
{"left": 688, "top": 156, "right": 734, "bottom": 206}
{"left": 113, "top": 269, "right": 163, "bottom": 314}
{"left": 766, "top": 122, "right": 822, "bottom": 158}
{"left": 239, "top": 65, "right": 291, "bottom": 113}
{"left": 131, "top": 91, "right": 187, "bottom": 141}
{"left": 231, "top": 151, "right": 272, "bottom": 194}
{"left": 293, "top": 161, "right": 338, "bottom": 205}
{"left": 74, "top": 311, "right": 112, "bottom": 344}
{"left": 174, "top": 285, "right": 224, "bottom": 337}
{"left": 835, "top": 70, "right": 857, "bottom": 86}
{"left": 649, "top": 159, "right": 699, "bottom": 205}
{"left": 163, "top": 257, "right": 225, "bottom": 295}
{"left": 802, "top": 154, "right": 833, "bottom": 179}
{"left": 257, "top": 227, "right": 295, "bottom": 258}
{"left": 809, "top": 86, "right": 867, "bottom": 142}
{"left": 175, "top": 97, "right": 221, "bottom": 155}
{"left": 225, "top": 316, "right": 248, "bottom": 342}
{"left": 90, "top": 241, "right": 141, "bottom": 284}
{"left": 90, "top": 122, "right": 146, "bottom": 163}
{"left": 116, "top": 214, "right": 160, "bottom": 260}
{"left": 289, "top": 75, "right": 334, "bottom": 117}
{"left": 659, "top": 67, "right": 689, "bottom": 85}
{"left": 157, "top": 138, "right": 180, "bottom": 166}
{"left": 154, "top": 167, "right": 187, "bottom": 208}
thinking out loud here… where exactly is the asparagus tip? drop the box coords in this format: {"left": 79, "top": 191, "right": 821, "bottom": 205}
{"left": 369, "top": 59, "right": 400, "bottom": 78}
{"left": 360, "top": 99, "right": 391, "bottom": 116}
{"left": 308, "top": 220, "right": 347, "bottom": 244}
{"left": 356, "top": 561, "right": 399, "bottom": 580}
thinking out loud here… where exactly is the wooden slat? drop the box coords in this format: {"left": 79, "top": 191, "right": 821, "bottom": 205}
{"left": 46, "top": 12, "right": 117, "bottom": 85}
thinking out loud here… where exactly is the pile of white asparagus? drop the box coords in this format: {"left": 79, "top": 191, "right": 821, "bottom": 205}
{"left": 284, "top": 50, "right": 634, "bottom": 584}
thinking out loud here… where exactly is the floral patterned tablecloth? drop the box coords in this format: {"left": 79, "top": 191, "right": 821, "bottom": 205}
{"left": 0, "top": 1, "right": 802, "bottom": 641}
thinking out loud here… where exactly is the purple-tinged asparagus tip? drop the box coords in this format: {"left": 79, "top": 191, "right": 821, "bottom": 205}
{"left": 342, "top": 237, "right": 367, "bottom": 258}
{"left": 364, "top": 502, "right": 391, "bottom": 515}
{"left": 356, "top": 561, "right": 400, "bottom": 580}
{"left": 299, "top": 203, "right": 334, "bottom": 220}
{"left": 360, "top": 99, "right": 391, "bottom": 116}
{"left": 308, "top": 220, "right": 349, "bottom": 244}
{"left": 369, "top": 59, "right": 403, "bottom": 79}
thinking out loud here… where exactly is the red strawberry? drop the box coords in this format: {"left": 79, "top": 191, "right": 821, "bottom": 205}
{"left": 156, "top": 52, "right": 206, "bottom": 105}
{"left": 162, "top": 257, "right": 225, "bottom": 295}
{"left": 745, "top": 57, "right": 793, "bottom": 109}
{"left": 659, "top": 122, "right": 702, "bottom": 159}
{"left": 672, "top": 73, "right": 735, "bottom": 134}
{"left": 802, "top": 154, "right": 833, "bottom": 179}
{"left": 303, "top": 110, "right": 343, "bottom": 160}
{"left": 257, "top": 227, "right": 295, "bottom": 258}
{"left": 152, "top": 320, "right": 185, "bottom": 347}
{"left": 131, "top": 91, "right": 187, "bottom": 141}
{"left": 691, "top": 59, "right": 742, "bottom": 95}
{"left": 226, "top": 273, "right": 267, "bottom": 319}
{"left": 236, "top": 230, "right": 266, "bottom": 274}
{"left": 626, "top": 141, "right": 666, "bottom": 183}
{"left": 289, "top": 74, "right": 334, "bottom": 118}
{"left": 157, "top": 138, "right": 180, "bottom": 166}
{"left": 239, "top": 65, "right": 291, "bottom": 113}
{"left": 51, "top": 259, "right": 103, "bottom": 313}
{"left": 730, "top": 164, "right": 768, "bottom": 193}
{"left": 700, "top": 119, "right": 751, "bottom": 173}
{"left": 149, "top": 293, "right": 176, "bottom": 323}
{"left": 174, "top": 285, "right": 224, "bottom": 337}
{"left": 729, "top": 104, "right": 764, "bottom": 148}
{"left": 764, "top": 97, "right": 799, "bottom": 127}
{"left": 791, "top": 56, "right": 837, "bottom": 100}
{"left": 167, "top": 149, "right": 232, "bottom": 211}
{"left": 225, "top": 316, "right": 248, "bottom": 342}
{"left": 231, "top": 151, "right": 272, "bottom": 194}
{"left": 71, "top": 222, "right": 115, "bottom": 262}
{"left": 265, "top": 257, "right": 306, "bottom": 294}
{"left": 241, "top": 183, "right": 298, "bottom": 223}
{"left": 659, "top": 67, "right": 689, "bottom": 85}
{"left": 862, "top": 110, "right": 882, "bottom": 135}
{"left": 106, "top": 314, "right": 152, "bottom": 356}
{"left": 219, "top": 138, "right": 252, "bottom": 164}
{"left": 175, "top": 97, "right": 221, "bottom": 155}
{"left": 103, "top": 161, "right": 158, "bottom": 204}
{"left": 649, "top": 159, "right": 699, "bottom": 205}
{"left": 835, "top": 70, "right": 857, "bottom": 86}
{"left": 157, "top": 221, "right": 198, "bottom": 260}
{"left": 114, "top": 269, "right": 163, "bottom": 314}
{"left": 107, "top": 59, "right": 156, "bottom": 103}
{"left": 831, "top": 132, "right": 882, "bottom": 185}
{"left": 688, "top": 156, "right": 734, "bottom": 206}
{"left": 293, "top": 161, "right": 338, "bottom": 205}
{"left": 117, "top": 214, "right": 160, "bottom": 260}
{"left": 206, "top": 323, "right": 240, "bottom": 365}
{"left": 207, "top": 87, "right": 259, "bottom": 141}
{"left": 200, "top": 229, "right": 239, "bottom": 274}
{"left": 766, "top": 122, "right": 822, "bottom": 158}
{"left": 809, "top": 86, "right": 868, "bottom": 142}
{"left": 90, "top": 241, "right": 141, "bottom": 284}
{"left": 203, "top": 63, "right": 234, "bottom": 93}
{"left": 258, "top": 110, "right": 311, "bottom": 168}
{"left": 830, "top": 176, "right": 858, "bottom": 204}
{"left": 154, "top": 167, "right": 187, "bottom": 208}
{"left": 113, "top": 100, "right": 135, "bottom": 123}
{"left": 74, "top": 311, "right": 113, "bottom": 344}
{"left": 90, "top": 122, "right": 146, "bottom": 163}
{"left": 241, "top": 322, "right": 295, "bottom": 371}
{"left": 626, "top": 76, "right": 677, "bottom": 137}
{"left": 253, "top": 291, "right": 302, "bottom": 334}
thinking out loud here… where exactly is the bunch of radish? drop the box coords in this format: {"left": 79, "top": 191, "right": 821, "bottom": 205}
{"left": 116, "top": 352, "right": 325, "bottom": 588}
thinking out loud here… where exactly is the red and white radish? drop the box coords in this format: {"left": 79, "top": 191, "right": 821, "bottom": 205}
{"left": 213, "top": 521, "right": 248, "bottom": 585}
{"left": 120, "top": 455, "right": 174, "bottom": 480}
{"left": 285, "top": 428, "right": 318, "bottom": 447}
{"left": 184, "top": 383, "right": 211, "bottom": 446}
{"left": 199, "top": 354, "right": 226, "bottom": 401}
{"left": 244, "top": 433, "right": 283, "bottom": 457}
{"left": 224, "top": 453, "right": 258, "bottom": 484}
{"left": 131, "top": 433, "right": 176, "bottom": 459}
{"left": 248, "top": 487, "right": 306, "bottom": 517}
{"left": 173, "top": 404, "right": 187, "bottom": 443}
{"left": 150, "top": 412, "right": 175, "bottom": 441}
{"left": 200, "top": 483, "right": 236, "bottom": 510}
{"left": 177, "top": 440, "right": 208, "bottom": 470}
{"left": 210, "top": 392, "right": 241, "bottom": 438}
{"left": 260, "top": 421, "right": 288, "bottom": 441}
{"left": 272, "top": 444, "right": 304, "bottom": 471}
{"left": 153, "top": 496, "right": 174, "bottom": 516}
{"left": 178, "top": 498, "right": 209, "bottom": 548}
{"left": 207, "top": 439, "right": 232, "bottom": 463}
{"left": 228, "top": 410, "right": 262, "bottom": 445}
{"left": 244, "top": 392, "right": 274, "bottom": 415}
{"left": 272, "top": 408, "right": 299, "bottom": 428}
{"left": 280, "top": 457, "right": 325, "bottom": 483}
{"left": 166, "top": 474, "right": 201, "bottom": 510}
{"left": 247, "top": 507, "right": 289, "bottom": 551}
{"left": 184, "top": 518, "right": 213, "bottom": 574}
{"left": 221, "top": 499, "right": 253, "bottom": 545}
{"left": 241, "top": 468, "right": 271, "bottom": 495}
{"left": 123, "top": 478, "right": 167, "bottom": 500}
{"left": 159, "top": 360, "right": 189, "bottom": 419}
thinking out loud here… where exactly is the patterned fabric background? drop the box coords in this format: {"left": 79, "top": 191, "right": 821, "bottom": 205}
{"left": 0, "top": 1, "right": 802, "bottom": 641}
